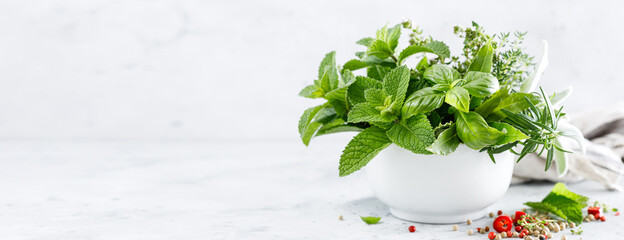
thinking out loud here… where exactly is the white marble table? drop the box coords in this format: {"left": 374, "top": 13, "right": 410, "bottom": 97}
{"left": 0, "top": 140, "right": 622, "bottom": 239}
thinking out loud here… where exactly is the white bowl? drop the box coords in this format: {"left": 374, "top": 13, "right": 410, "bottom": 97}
{"left": 366, "top": 144, "right": 514, "bottom": 223}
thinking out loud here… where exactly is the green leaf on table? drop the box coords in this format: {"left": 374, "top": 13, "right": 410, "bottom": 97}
{"left": 401, "top": 87, "right": 445, "bottom": 119}
{"left": 423, "top": 40, "right": 450, "bottom": 59}
{"left": 468, "top": 41, "right": 493, "bottom": 73}
{"left": 445, "top": 86, "right": 470, "bottom": 113}
{"left": 525, "top": 201, "right": 567, "bottom": 221}
{"left": 360, "top": 216, "right": 382, "bottom": 224}
{"left": 461, "top": 71, "right": 499, "bottom": 98}
{"left": 549, "top": 182, "right": 589, "bottom": 207}
{"left": 347, "top": 103, "right": 396, "bottom": 123}
{"left": 386, "top": 114, "right": 435, "bottom": 154}
{"left": 298, "top": 104, "right": 326, "bottom": 146}
{"left": 339, "top": 127, "right": 391, "bottom": 177}
{"left": 424, "top": 64, "right": 460, "bottom": 85}
{"left": 382, "top": 66, "right": 410, "bottom": 110}
{"left": 455, "top": 111, "right": 503, "bottom": 149}
{"left": 347, "top": 76, "right": 382, "bottom": 106}
{"left": 490, "top": 122, "right": 529, "bottom": 145}
{"left": 524, "top": 183, "right": 588, "bottom": 224}
{"left": 427, "top": 124, "right": 460, "bottom": 155}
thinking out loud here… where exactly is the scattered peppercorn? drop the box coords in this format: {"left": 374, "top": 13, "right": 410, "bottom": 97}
{"left": 498, "top": 210, "right": 503, "bottom": 215}
{"left": 600, "top": 215, "right": 606, "bottom": 221}
{"left": 495, "top": 233, "right": 502, "bottom": 240}
{"left": 467, "top": 219, "right": 472, "bottom": 225}
{"left": 338, "top": 215, "right": 343, "bottom": 220}
{"left": 452, "top": 224, "right": 458, "bottom": 231}
{"left": 467, "top": 229, "right": 474, "bottom": 235}
{"left": 408, "top": 225, "right": 416, "bottom": 232}
{"left": 485, "top": 226, "right": 490, "bottom": 232}
{"left": 561, "top": 235, "right": 567, "bottom": 240}
{"left": 489, "top": 212, "right": 495, "bottom": 218}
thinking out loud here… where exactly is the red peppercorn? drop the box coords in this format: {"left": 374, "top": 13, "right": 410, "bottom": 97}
{"left": 488, "top": 231, "right": 496, "bottom": 239}
{"left": 521, "top": 229, "right": 530, "bottom": 235}
{"left": 600, "top": 216, "right": 606, "bottom": 222}
{"left": 519, "top": 232, "right": 526, "bottom": 238}
{"left": 497, "top": 210, "right": 503, "bottom": 215}
{"left": 506, "top": 230, "right": 512, "bottom": 237}
{"left": 408, "top": 225, "right": 416, "bottom": 232}
{"left": 515, "top": 225, "right": 523, "bottom": 232}
{"left": 616, "top": 211, "right": 620, "bottom": 216}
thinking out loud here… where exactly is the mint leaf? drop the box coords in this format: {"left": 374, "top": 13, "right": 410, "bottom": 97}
{"left": 339, "top": 127, "right": 391, "bottom": 176}
{"left": 298, "top": 105, "right": 325, "bottom": 146}
{"left": 401, "top": 87, "right": 445, "bottom": 119}
{"left": 424, "top": 64, "right": 460, "bottom": 85}
{"left": 382, "top": 66, "right": 410, "bottom": 110}
{"left": 468, "top": 42, "right": 493, "bottom": 73}
{"left": 347, "top": 76, "right": 382, "bottom": 106}
{"left": 318, "top": 52, "right": 340, "bottom": 92}
{"left": 360, "top": 216, "right": 381, "bottom": 224}
{"left": 347, "top": 103, "right": 396, "bottom": 123}
{"left": 423, "top": 40, "right": 450, "bottom": 59}
{"left": 445, "top": 86, "right": 470, "bottom": 113}
{"left": 367, "top": 40, "right": 393, "bottom": 59}
{"left": 386, "top": 114, "right": 435, "bottom": 154}
{"left": 398, "top": 46, "right": 434, "bottom": 64}
{"left": 364, "top": 88, "right": 387, "bottom": 107}
{"left": 367, "top": 65, "right": 390, "bottom": 80}
{"left": 326, "top": 86, "right": 349, "bottom": 118}
{"left": 455, "top": 111, "right": 503, "bottom": 149}
{"left": 341, "top": 69, "right": 357, "bottom": 85}
{"left": 490, "top": 122, "right": 529, "bottom": 145}
{"left": 427, "top": 124, "right": 460, "bottom": 155}
{"left": 461, "top": 71, "right": 499, "bottom": 98}
{"left": 298, "top": 85, "right": 324, "bottom": 99}
{"left": 343, "top": 59, "right": 369, "bottom": 71}
{"left": 356, "top": 37, "right": 374, "bottom": 47}
{"left": 524, "top": 183, "right": 589, "bottom": 225}
{"left": 550, "top": 183, "right": 589, "bottom": 207}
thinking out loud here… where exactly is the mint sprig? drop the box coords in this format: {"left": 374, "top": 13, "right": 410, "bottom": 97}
{"left": 524, "top": 183, "right": 588, "bottom": 224}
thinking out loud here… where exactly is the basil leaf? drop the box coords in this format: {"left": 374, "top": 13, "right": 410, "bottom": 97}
{"left": 461, "top": 71, "right": 499, "bottom": 98}
{"left": 475, "top": 88, "right": 511, "bottom": 118}
{"left": 427, "top": 124, "right": 460, "bottom": 155}
{"left": 468, "top": 42, "right": 493, "bottom": 73}
{"left": 445, "top": 87, "right": 470, "bottom": 113}
{"left": 490, "top": 122, "right": 529, "bottom": 145}
{"left": 339, "top": 127, "right": 391, "bottom": 177}
{"left": 487, "top": 92, "right": 541, "bottom": 121}
{"left": 423, "top": 64, "right": 460, "bottom": 85}
{"left": 455, "top": 111, "right": 503, "bottom": 149}
{"left": 401, "top": 87, "right": 445, "bottom": 119}
{"left": 386, "top": 114, "right": 435, "bottom": 154}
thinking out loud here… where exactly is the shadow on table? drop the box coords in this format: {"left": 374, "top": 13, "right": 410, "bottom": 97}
{"left": 338, "top": 197, "right": 391, "bottom": 217}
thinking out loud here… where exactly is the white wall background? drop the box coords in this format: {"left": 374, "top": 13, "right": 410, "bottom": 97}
{"left": 0, "top": 0, "right": 622, "bottom": 141}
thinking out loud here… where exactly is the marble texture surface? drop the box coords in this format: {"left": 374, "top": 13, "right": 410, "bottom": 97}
{"left": 1, "top": 140, "right": 623, "bottom": 239}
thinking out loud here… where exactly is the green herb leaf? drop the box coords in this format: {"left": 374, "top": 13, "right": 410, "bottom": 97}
{"left": 445, "top": 87, "right": 470, "bottom": 113}
{"left": 360, "top": 216, "right": 382, "bottom": 224}
{"left": 455, "top": 111, "right": 503, "bottom": 149}
{"left": 475, "top": 88, "right": 511, "bottom": 118}
{"left": 423, "top": 40, "right": 451, "bottom": 59}
{"left": 299, "top": 84, "right": 324, "bottom": 99}
{"left": 298, "top": 105, "right": 326, "bottom": 146}
{"left": 398, "top": 46, "right": 434, "bottom": 64}
{"left": 339, "top": 127, "right": 391, "bottom": 177}
{"left": 525, "top": 201, "right": 567, "bottom": 220}
{"left": 427, "top": 124, "right": 460, "bottom": 155}
{"left": 401, "top": 87, "right": 445, "bottom": 119}
{"left": 316, "top": 119, "right": 363, "bottom": 137}
{"left": 550, "top": 182, "right": 589, "bottom": 207}
{"left": 347, "top": 103, "right": 396, "bottom": 123}
{"left": 356, "top": 37, "right": 374, "bottom": 47}
{"left": 461, "top": 71, "right": 499, "bottom": 98}
{"left": 486, "top": 92, "right": 541, "bottom": 121}
{"left": 343, "top": 59, "right": 369, "bottom": 71}
{"left": 468, "top": 41, "right": 493, "bottom": 73}
{"left": 424, "top": 64, "right": 460, "bottom": 85}
{"left": 386, "top": 114, "right": 435, "bottom": 154}
{"left": 367, "top": 40, "right": 393, "bottom": 59}
{"left": 347, "top": 76, "right": 382, "bottom": 106}
{"left": 382, "top": 66, "right": 410, "bottom": 110}
{"left": 490, "top": 122, "right": 529, "bottom": 145}
{"left": 326, "top": 86, "right": 349, "bottom": 118}
{"left": 524, "top": 183, "right": 589, "bottom": 225}
{"left": 367, "top": 65, "right": 391, "bottom": 80}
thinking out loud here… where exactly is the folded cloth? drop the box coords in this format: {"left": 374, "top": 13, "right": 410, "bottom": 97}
{"left": 511, "top": 102, "right": 624, "bottom": 190}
